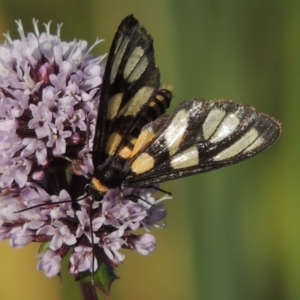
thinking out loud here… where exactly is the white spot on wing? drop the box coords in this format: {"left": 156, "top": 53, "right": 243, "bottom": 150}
{"left": 128, "top": 56, "right": 148, "bottom": 82}
{"left": 210, "top": 113, "right": 240, "bottom": 143}
{"left": 113, "top": 36, "right": 122, "bottom": 56}
{"left": 203, "top": 108, "right": 226, "bottom": 140}
{"left": 243, "top": 136, "right": 264, "bottom": 153}
{"left": 164, "top": 109, "right": 189, "bottom": 156}
{"left": 107, "top": 93, "right": 123, "bottom": 120}
{"left": 105, "top": 132, "right": 122, "bottom": 155}
{"left": 170, "top": 146, "right": 199, "bottom": 169}
{"left": 213, "top": 128, "right": 259, "bottom": 161}
{"left": 110, "top": 35, "right": 129, "bottom": 84}
{"left": 131, "top": 153, "right": 155, "bottom": 174}
{"left": 119, "top": 86, "right": 154, "bottom": 117}
{"left": 123, "top": 47, "right": 148, "bottom": 82}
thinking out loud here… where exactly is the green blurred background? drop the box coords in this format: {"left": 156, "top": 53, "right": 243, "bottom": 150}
{"left": 0, "top": 0, "right": 297, "bottom": 299}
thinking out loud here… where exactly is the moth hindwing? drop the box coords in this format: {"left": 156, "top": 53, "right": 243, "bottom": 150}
{"left": 89, "top": 15, "right": 281, "bottom": 199}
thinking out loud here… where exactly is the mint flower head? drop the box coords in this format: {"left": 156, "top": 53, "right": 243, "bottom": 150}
{"left": 0, "top": 19, "right": 168, "bottom": 288}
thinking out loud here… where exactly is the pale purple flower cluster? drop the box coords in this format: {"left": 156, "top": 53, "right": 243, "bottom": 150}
{"left": 0, "top": 20, "right": 168, "bottom": 278}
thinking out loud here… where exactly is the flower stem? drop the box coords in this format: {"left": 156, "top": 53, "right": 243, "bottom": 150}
{"left": 79, "top": 281, "right": 98, "bottom": 300}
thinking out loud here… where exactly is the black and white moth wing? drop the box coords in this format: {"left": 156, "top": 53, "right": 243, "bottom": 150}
{"left": 92, "top": 15, "right": 161, "bottom": 167}
{"left": 124, "top": 99, "right": 281, "bottom": 187}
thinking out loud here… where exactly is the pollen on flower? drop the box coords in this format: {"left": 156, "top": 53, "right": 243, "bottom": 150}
{"left": 0, "top": 20, "right": 169, "bottom": 279}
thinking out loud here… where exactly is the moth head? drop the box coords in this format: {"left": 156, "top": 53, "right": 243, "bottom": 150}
{"left": 94, "top": 158, "right": 127, "bottom": 189}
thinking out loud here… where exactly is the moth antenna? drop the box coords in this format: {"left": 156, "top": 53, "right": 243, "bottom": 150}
{"left": 15, "top": 193, "right": 88, "bottom": 213}
{"left": 145, "top": 185, "right": 172, "bottom": 195}
{"left": 55, "top": 154, "right": 91, "bottom": 180}
{"left": 89, "top": 199, "right": 96, "bottom": 285}
{"left": 124, "top": 194, "right": 154, "bottom": 206}
{"left": 85, "top": 112, "right": 91, "bottom": 153}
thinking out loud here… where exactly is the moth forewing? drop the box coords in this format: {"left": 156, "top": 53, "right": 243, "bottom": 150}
{"left": 92, "top": 15, "right": 160, "bottom": 168}
{"left": 212, "top": 111, "right": 280, "bottom": 162}
{"left": 124, "top": 99, "right": 281, "bottom": 187}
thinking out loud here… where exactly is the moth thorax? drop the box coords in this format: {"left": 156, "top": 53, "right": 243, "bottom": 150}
{"left": 95, "top": 158, "right": 127, "bottom": 189}
{"left": 89, "top": 180, "right": 106, "bottom": 202}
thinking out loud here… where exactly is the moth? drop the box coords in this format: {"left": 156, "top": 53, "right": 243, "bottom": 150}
{"left": 88, "top": 15, "right": 281, "bottom": 202}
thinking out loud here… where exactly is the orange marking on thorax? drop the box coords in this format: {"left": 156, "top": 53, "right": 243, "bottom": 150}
{"left": 91, "top": 177, "right": 109, "bottom": 193}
